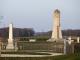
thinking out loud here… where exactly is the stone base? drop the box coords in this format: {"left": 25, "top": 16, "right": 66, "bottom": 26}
{"left": 6, "top": 43, "right": 14, "bottom": 50}
{"left": 47, "top": 38, "right": 64, "bottom": 42}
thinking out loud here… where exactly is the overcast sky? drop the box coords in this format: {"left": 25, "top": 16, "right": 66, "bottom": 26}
{"left": 0, "top": 0, "right": 80, "bottom": 32}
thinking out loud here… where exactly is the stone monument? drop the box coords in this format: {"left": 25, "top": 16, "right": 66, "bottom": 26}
{"left": 77, "top": 37, "right": 80, "bottom": 43}
{"left": 6, "top": 23, "right": 14, "bottom": 49}
{"left": 51, "top": 9, "right": 62, "bottom": 41}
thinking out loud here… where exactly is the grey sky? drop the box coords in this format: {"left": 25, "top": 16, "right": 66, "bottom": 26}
{"left": 0, "top": 0, "right": 80, "bottom": 32}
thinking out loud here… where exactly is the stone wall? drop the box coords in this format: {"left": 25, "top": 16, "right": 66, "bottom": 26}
{"left": 17, "top": 41, "right": 64, "bottom": 53}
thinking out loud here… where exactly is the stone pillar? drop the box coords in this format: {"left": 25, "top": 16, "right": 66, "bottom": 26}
{"left": 14, "top": 41, "right": 18, "bottom": 51}
{"left": 6, "top": 23, "right": 14, "bottom": 49}
{"left": 77, "top": 37, "right": 79, "bottom": 43}
{"left": 51, "top": 9, "right": 62, "bottom": 41}
{"left": 64, "top": 39, "right": 67, "bottom": 54}
{"left": 68, "top": 36, "right": 72, "bottom": 45}
{"left": 0, "top": 40, "right": 2, "bottom": 56}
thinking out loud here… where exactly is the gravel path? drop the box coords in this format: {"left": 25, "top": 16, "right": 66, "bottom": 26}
{"left": 0, "top": 52, "right": 63, "bottom": 57}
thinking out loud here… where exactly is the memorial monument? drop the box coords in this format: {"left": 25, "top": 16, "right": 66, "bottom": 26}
{"left": 6, "top": 23, "right": 14, "bottom": 49}
{"left": 51, "top": 9, "right": 62, "bottom": 41}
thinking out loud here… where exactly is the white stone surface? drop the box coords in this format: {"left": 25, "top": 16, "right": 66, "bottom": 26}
{"left": 67, "top": 37, "right": 74, "bottom": 45}
{"left": 51, "top": 9, "right": 62, "bottom": 41}
{"left": 77, "top": 37, "right": 80, "bottom": 43}
{"left": 29, "top": 39, "right": 36, "bottom": 42}
{"left": 6, "top": 23, "right": 14, "bottom": 49}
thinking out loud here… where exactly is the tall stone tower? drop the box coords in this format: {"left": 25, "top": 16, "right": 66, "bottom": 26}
{"left": 6, "top": 23, "right": 14, "bottom": 49}
{"left": 51, "top": 9, "right": 62, "bottom": 41}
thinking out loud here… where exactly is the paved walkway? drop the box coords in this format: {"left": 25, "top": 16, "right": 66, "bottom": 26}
{"left": 1, "top": 52, "right": 63, "bottom": 57}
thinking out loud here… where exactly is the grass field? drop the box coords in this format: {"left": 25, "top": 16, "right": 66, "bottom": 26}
{"left": 0, "top": 53, "right": 80, "bottom": 60}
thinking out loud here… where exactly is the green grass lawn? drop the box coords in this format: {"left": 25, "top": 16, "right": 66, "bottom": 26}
{"left": 0, "top": 53, "right": 80, "bottom": 60}
{"left": 51, "top": 53, "right": 80, "bottom": 60}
